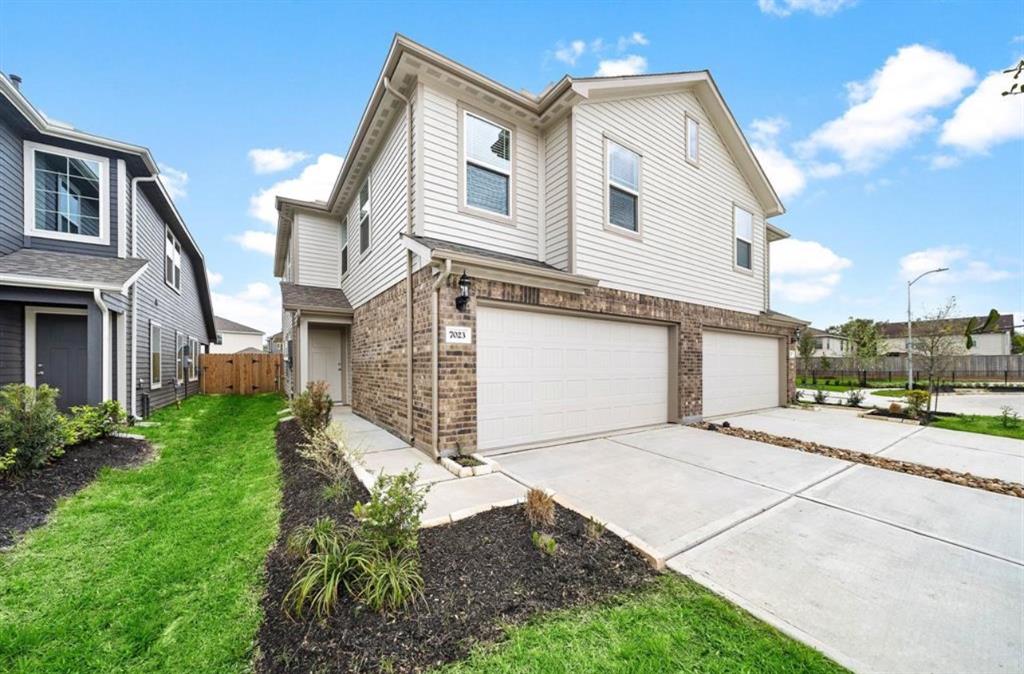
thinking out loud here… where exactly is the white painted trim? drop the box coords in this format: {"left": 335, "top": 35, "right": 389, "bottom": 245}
{"left": 149, "top": 320, "right": 163, "bottom": 390}
{"left": 0, "top": 274, "right": 120, "bottom": 292}
{"left": 93, "top": 288, "right": 111, "bottom": 401}
{"left": 164, "top": 224, "right": 182, "bottom": 294}
{"left": 130, "top": 285, "right": 138, "bottom": 417}
{"left": 24, "top": 306, "right": 88, "bottom": 388}
{"left": 116, "top": 159, "right": 127, "bottom": 258}
{"left": 603, "top": 134, "right": 643, "bottom": 239}
{"left": 298, "top": 318, "right": 310, "bottom": 392}
{"left": 457, "top": 103, "right": 517, "bottom": 225}
{"left": 188, "top": 336, "right": 199, "bottom": 382}
{"left": 23, "top": 140, "right": 111, "bottom": 246}
{"left": 116, "top": 312, "right": 127, "bottom": 408}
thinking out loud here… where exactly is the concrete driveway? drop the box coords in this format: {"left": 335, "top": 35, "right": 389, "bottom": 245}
{"left": 499, "top": 422, "right": 1024, "bottom": 673}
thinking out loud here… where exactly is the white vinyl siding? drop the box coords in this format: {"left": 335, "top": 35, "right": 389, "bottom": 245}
{"left": 294, "top": 212, "right": 342, "bottom": 288}
{"left": 573, "top": 91, "right": 767, "bottom": 315}
{"left": 543, "top": 116, "right": 571, "bottom": 271}
{"left": 420, "top": 81, "right": 540, "bottom": 259}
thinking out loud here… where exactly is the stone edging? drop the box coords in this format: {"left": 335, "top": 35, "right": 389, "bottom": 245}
{"left": 439, "top": 453, "right": 500, "bottom": 478}
{"left": 702, "top": 423, "right": 1023, "bottom": 498}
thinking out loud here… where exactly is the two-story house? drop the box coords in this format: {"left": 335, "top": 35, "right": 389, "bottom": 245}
{"left": 807, "top": 327, "right": 850, "bottom": 358}
{"left": 275, "top": 35, "right": 805, "bottom": 457}
{"left": 0, "top": 73, "right": 216, "bottom": 414}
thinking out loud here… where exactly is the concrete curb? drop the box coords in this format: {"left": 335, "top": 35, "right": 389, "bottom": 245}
{"left": 420, "top": 495, "right": 527, "bottom": 529}
{"left": 114, "top": 432, "right": 147, "bottom": 441}
{"left": 550, "top": 491, "right": 666, "bottom": 570}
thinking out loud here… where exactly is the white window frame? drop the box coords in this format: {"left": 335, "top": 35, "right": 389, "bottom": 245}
{"left": 150, "top": 321, "right": 163, "bottom": 389}
{"left": 188, "top": 336, "right": 199, "bottom": 381}
{"left": 175, "top": 332, "right": 185, "bottom": 385}
{"left": 733, "top": 204, "right": 755, "bottom": 273}
{"left": 23, "top": 140, "right": 110, "bottom": 246}
{"left": 340, "top": 215, "right": 350, "bottom": 278}
{"left": 603, "top": 135, "right": 642, "bottom": 238}
{"left": 357, "top": 179, "right": 371, "bottom": 256}
{"left": 685, "top": 113, "right": 700, "bottom": 166}
{"left": 457, "top": 103, "right": 516, "bottom": 225}
{"left": 165, "top": 225, "right": 182, "bottom": 293}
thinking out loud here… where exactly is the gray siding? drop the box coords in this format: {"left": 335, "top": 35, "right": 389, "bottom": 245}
{"left": 0, "top": 300, "right": 23, "bottom": 384}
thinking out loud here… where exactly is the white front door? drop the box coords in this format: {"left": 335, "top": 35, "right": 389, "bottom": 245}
{"left": 701, "top": 330, "right": 781, "bottom": 417}
{"left": 308, "top": 326, "right": 343, "bottom": 403}
{"left": 477, "top": 307, "right": 669, "bottom": 450}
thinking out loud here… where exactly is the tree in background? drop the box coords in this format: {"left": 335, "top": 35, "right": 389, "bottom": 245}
{"left": 913, "top": 298, "right": 965, "bottom": 412}
{"left": 1013, "top": 332, "right": 1024, "bottom": 355}
{"left": 837, "top": 318, "right": 883, "bottom": 385}
{"left": 797, "top": 330, "right": 817, "bottom": 383}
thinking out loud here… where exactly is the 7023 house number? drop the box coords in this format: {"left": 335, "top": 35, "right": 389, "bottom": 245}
{"left": 445, "top": 326, "right": 472, "bottom": 344}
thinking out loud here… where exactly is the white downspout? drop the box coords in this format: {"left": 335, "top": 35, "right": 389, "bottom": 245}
{"left": 93, "top": 288, "right": 111, "bottom": 401}
{"left": 431, "top": 259, "right": 452, "bottom": 460}
{"left": 130, "top": 176, "right": 158, "bottom": 418}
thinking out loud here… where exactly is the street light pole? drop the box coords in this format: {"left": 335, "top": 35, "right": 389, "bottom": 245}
{"left": 906, "top": 267, "right": 949, "bottom": 390}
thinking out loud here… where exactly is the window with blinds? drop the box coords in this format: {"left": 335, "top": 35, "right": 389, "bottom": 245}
{"left": 607, "top": 140, "right": 640, "bottom": 232}
{"left": 464, "top": 111, "right": 511, "bottom": 216}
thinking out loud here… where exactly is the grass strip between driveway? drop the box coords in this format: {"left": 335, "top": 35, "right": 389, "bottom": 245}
{"left": 930, "top": 414, "right": 1024, "bottom": 440}
{"left": 0, "top": 394, "right": 283, "bottom": 673}
{"left": 442, "top": 574, "right": 848, "bottom": 674}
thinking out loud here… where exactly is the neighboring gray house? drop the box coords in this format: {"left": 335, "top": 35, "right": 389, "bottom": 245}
{"left": 0, "top": 73, "right": 216, "bottom": 414}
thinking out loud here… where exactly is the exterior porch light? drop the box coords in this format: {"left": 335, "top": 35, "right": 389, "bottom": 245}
{"left": 455, "top": 271, "right": 471, "bottom": 312}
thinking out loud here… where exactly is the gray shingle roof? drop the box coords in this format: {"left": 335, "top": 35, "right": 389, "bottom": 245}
{"left": 877, "top": 314, "right": 1015, "bottom": 339}
{"left": 411, "top": 235, "right": 562, "bottom": 272}
{"left": 280, "top": 283, "right": 352, "bottom": 314}
{"left": 0, "top": 249, "right": 147, "bottom": 289}
{"left": 214, "top": 315, "right": 264, "bottom": 335}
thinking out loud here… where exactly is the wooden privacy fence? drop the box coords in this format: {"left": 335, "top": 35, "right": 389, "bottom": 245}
{"left": 798, "top": 354, "right": 1024, "bottom": 383}
{"left": 200, "top": 353, "right": 283, "bottom": 394}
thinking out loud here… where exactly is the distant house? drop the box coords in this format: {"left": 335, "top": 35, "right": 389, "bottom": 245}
{"left": 267, "top": 331, "right": 284, "bottom": 353}
{"left": 877, "top": 314, "right": 1015, "bottom": 356}
{"left": 211, "top": 316, "right": 265, "bottom": 354}
{"left": 806, "top": 327, "right": 850, "bottom": 358}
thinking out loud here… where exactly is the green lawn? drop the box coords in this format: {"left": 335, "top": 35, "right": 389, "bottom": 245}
{"left": 443, "top": 575, "right": 847, "bottom": 674}
{"left": 872, "top": 389, "right": 909, "bottom": 398}
{"left": 930, "top": 414, "right": 1024, "bottom": 440}
{"left": 797, "top": 378, "right": 906, "bottom": 392}
{"left": 0, "top": 394, "right": 283, "bottom": 673}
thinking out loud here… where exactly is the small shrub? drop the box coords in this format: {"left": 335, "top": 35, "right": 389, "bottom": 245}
{"left": 0, "top": 446, "right": 16, "bottom": 473}
{"left": 585, "top": 516, "right": 605, "bottom": 542}
{"left": 524, "top": 487, "right": 555, "bottom": 529}
{"left": 291, "top": 380, "right": 333, "bottom": 436}
{"left": 1000, "top": 406, "right": 1020, "bottom": 429}
{"left": 531, "top": 531, "right": 557, "bottom": 556}
{"left": 354, "top": 548, "right": 424, "bottom": 612}
{"left": 0, "top": 384, "right": 66, "bottom": 473}
{"left": 286, "top": 517, "right": 343, "bottom": 558}
{"left": 284, "top": 532, "right": 373, "bottom": 618}
{"left": 298, "top": 422, "right": 363, "bottom": 502}
{"left": 813, "top": 388, "right": 827, "bottom": 404}
{"left": 353, "top": 468, "right": 428, "bottom": 553}
{"left": 846, "top": 389, "right": 864, "bottom": 407}
{"left": 905, "top": 390, "right": 929, "bottom": 418}
{"left": 66, "top": 400, "right": 126, "bottom": 445}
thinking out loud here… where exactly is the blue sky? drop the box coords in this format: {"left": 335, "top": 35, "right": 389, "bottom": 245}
{"left": 1, "top": 0, "right": 1021, "bottom": 334}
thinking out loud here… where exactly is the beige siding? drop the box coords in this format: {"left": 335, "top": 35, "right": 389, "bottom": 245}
{"left": 573, "top": 91, "right": 768, "bottom": 315}
{"left": 295, "top": 212, "right": 341, "bottom": 288}
{"left": 419, "top": 82, "right": 540, "bottom": 259}
{"left": 342, "top": 111, "right": 410, "bottom": 308}
{"left": 543, "top": 116, "right": 570, "bottom": 271}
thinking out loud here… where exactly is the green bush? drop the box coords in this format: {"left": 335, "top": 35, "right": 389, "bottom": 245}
{"left": 905, "top": 390, "right": 930, "bottom": 418}
{"left": 846, "top": 390, "right": 864, "bottom": 407}
{"left": 353, "top": 468, "right": 429, "bottom": 553}
{"left": 66, "top": 400, "right": 126, "bottom": 445}
{"left": 297, "top": 422, "right": 363, "bottom": 503}
{"left": 531, "top": 531, "right": 558, "bottom": 556}
{"left": 354, "top": 548, "right": 424, "bottom": 612}
{"left": 0, "top": 384, "right": 67, "bottom": 473}
{"left": 1000, "top": 406, "right": 1020, "bottom": 429}
{"left": 283, "top": 529, "right": 373, "bottom": 618}
{"left": 291, "top": 380, "right": 333, "bottom": 436}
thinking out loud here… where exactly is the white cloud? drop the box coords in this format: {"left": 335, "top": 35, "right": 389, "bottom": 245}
{"left": 247, "top": 148, "right": 310, "bottom": 174}
{"left": 939, "top": 70, "right": 1024, "bottom": 154}
{"left": 771, "top": 238, "right": 852, "bottom": 303}
{"left": 595, "top": 55, "right": 648, "bottom": 77}
{"left": 806, "top": 161, "right": 842, "bottom": 178}
{"left": 864, "top": 177, "right": 892, "bottom": 193}
{"left": 231, "top": 230, "right": 277, "bottom": 256}
{"left": 248, "top": 152, "right": 343, "bottom": 226}
{"left": 899, "top": 246, "right": 1012, "bottom": 284}
{"left": 929, "top": 154, "right": 961, "bottom": 170}
{"left": 617, "top": 32, "right": 648, "bottom": 50}
{"left": 211, "top": 282, "right": 281, "bottom": 336}
{"left": 797, "top": 45, "right": 976, "bottom": 172}
{"left": 758, "top": 0, "right": 856, "bottom": 17}
{"left": 207, "top": 270, "right": 223, "bottom": 288}
{"left": 553, "top": 40, "right": 586, "bottom": 66}
{"left": 749, "top": 117, "right": 807, "bottom": 200}
{"left": 158, "top": 163, "right": 189, "bottom": 200}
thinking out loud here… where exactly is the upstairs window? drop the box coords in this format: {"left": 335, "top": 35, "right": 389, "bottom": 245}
{"left": 607, "top": 140, "right": 640, "bottom": 232}
{"left": 685, "top": 115, "right": 700, "bottom": 164}
{"left": 150, "top": 321, "right": 162, "bottom": 389}
{"left": 25, "top": 142, "right": 109, "bottom": 244}
{"left": 341, "top": 216, "right": 349, "bottom": 276}
{"left": 734, "top": 206, "right": 754, "bottom": 270}
{"left": 165, "top": 226, "right": 182, "bottom": 291}
{"left": 464, "top": 111, "right": 511, "bottom": 217}
{"left": 358, "top": 180, "right": 371, "bottom": 254}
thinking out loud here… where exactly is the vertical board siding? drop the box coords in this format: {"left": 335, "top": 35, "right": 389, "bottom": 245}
{"left": 295, "top": 212, "right": 342, "bottom": 288}
{"left": 573, "top": 91, "right": 767, "bottom": 315}
{"left": 543, "top": 116, "right": 570, "bottom": 271}
{"left": 0, "top": 115, "right": 24, "bottom": 254}
{"left": 419, "top": 83, "right": 540, "bottom": 260}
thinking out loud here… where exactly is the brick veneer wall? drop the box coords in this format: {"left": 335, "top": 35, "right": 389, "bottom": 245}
{"left": 350, "top": 267, "right": 798, "bottom": 454}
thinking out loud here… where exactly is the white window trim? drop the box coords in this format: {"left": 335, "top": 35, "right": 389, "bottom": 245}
{"left": 603, "top": 134, "right": 643, "bottom": 239}
{"left": 685, "top": 113, "right": 701, "bottom": 167}
{"left": 23, "top": 140, "right": 111, "bottom": 246}
{"left": 150, "top": 320, "right": 163, "bottom": 389}
{"left": 357, "top": 179, "right": 372, "bottom": 258}
{"left": 164, "top": 225, "right": 182, "bottom": 293}
{"left": 340, "top": 215, "right": 350, "bottom": 279}
{"left": 188, "top": 337, "right": 199, "bottom": 382}
{"left": 175, "top": 332, "right": 185, "bottom": 385}
{"left": 457, "top": 102, "right": 517, "bottom": 226}
{"left": 733, "top": 203, "right": 755, "bottom": 275}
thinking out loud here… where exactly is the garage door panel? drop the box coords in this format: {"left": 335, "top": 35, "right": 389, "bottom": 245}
{"left": 478, "top": 307, "right": 669, "bottom": 450}
{"left": 702, "top": 330, "right": 780, "bottom": 418}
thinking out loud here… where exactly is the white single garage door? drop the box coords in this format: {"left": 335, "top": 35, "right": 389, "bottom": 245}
{"left": 702, "top": 330, "right": 780, "bottom": 418}
{"left": 477, "top": 307, "right": 669, "bottom": 450}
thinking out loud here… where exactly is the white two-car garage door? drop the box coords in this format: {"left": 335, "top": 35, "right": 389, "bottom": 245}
{"left": 701, "top": 330, "right": 781, "bottom": 418}
{"left": 477, "top": 306, "right": 669, "bottom": 450}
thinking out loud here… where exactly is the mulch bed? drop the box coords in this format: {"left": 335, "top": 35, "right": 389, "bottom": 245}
{"left": 255, "top": 420, "right": 656, "bottom": 673}
{"left": 702, "top": 422, "right": 1024, "bottom": 498}
{"left": 0, "top": 436, "right": 152, "bottom": 548}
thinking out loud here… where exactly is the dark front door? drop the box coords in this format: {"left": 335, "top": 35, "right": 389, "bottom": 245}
{"left": 36, "top": 313, "right": 88, "bottom": 409}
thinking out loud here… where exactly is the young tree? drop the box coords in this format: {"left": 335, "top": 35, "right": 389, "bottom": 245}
{"left": 1013, "top": 332, "right": 1024, "bottom": 355}
{"left": 837, "top": 318, "right": 883, "bottom": 385}
{"left": 912, "top": 298, "right": 965, "bottom": 413}
{"left": 797, "top": 330, "right": 817, "bottom": 383}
